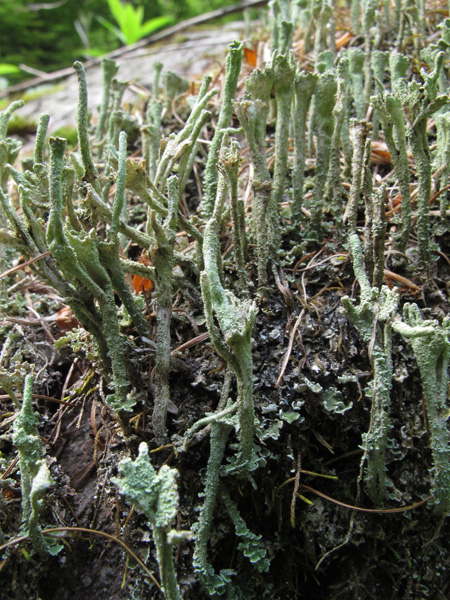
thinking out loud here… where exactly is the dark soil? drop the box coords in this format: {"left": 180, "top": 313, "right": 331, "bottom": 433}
{"left": 2, "top": 234, "right": 450, "bottom": 599}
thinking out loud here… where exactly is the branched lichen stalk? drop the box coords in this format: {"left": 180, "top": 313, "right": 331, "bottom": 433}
{"left": 351, "top": 0, "right": 360, "bottom": 34}
{"left": 110, "top": 131, "right": 127, "bottom": 240}
{"left": 269, "top": 0, "right": 301, "bottom": 55}
{"left": 201, "top": 41, "right": 243, "bottom": 219}
{"left": 362, "top": 0, "right": 377, "bottom": 106}
{"left": 142, "top": 98, "right": 163, "bottom": 179}
{"left": 371, "top": 92, "right": 411, "bottom": 252}
{"left": 393, "top": 305, "right": 450, "bottom": 515}
{"left": 66, "top": 228, "right": 132, "bottom": 412}
{"left": 114, "top": 443, "right": 188, "bottom": 599}
{"left": 124, "top": 160, "right": 202, "bottom": 272}
{"left": 99, "top": 132, "right": 148, "bottom": 337}
{"left": 47, "top": 137, "right": 132, "bottom": 412}
{"left": 325, "top": 58, "right": 349, "bottom": 213}
{"left": 348, "top": 48, "right": 366, "bottom": 120}
{"left": 201, "top": 193, "right": 257, "bottom": 474}
{"left": 46, "top": 138, "right": 107, "bottom": 353}
{"left": 268, "top": 53, "right": 295, "bottom": 254}
{"left": 191, "top": 368, "right": 235, "bottom": 593}
{"left": 12, "top": 375, "right": 58, "bottom": 556}
{"left": 313, "top": 1, "right": 333, "bottom": 59}
{"left": 221, "top": 138, "right": 248, "bottom": 296}
{"left": 0, "top": 100, "right": 24, "bottom": 140}
{"left": 0, "top": 100, "right": 24, "bottom": 191}
{"left": 176, "top": 108, "right": 211, "bottom": 198}
{"left": 234, "top": 88, "right": 272, "bottom": 288}
{"left": 435, "top": 112, "right": 450, "bottom": 218}
{"left": 154, "top": 81, "right": 217, "bottom": 191}
{"left": 193, "top": 418, "right": 233, "bottom": 595}
{"left": 389, "top": 53, "right": 409, "bottom": 96}
{"left": 370, "top": 51, "right": 389, "bottom": 139}
{"left": 371, "top": 185, "right": 386, "bottom": 290}
{"left": 292, "top": 71, "right": 317, "bottom": 221}
{"left": 342, "top": 233, "right": 398, "bottom": 504}
{"left": 408, "top": 114, "right": 432, "bottom": 268}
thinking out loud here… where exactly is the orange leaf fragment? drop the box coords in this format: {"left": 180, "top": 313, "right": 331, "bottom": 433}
{"left": 132, "top": 252, "right": 154, "bottom": 295}
{"left": 244, "top": 47, "right": 258, "bottom": 68}
{"left": 370, "top": 141, "right": 392, "bottom": 165}
{"left": 335, "top": 31, "right": 353, "bottom": 50}
{"left": 133, "top": 275, "right": 154, "bottom": 294}
{"left": 56, "top": 305, "right": 79, "bottom": 332}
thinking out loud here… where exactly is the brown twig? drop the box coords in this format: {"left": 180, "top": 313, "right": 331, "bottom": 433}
{"left": 300, "top": 484, "right": 431, "bottom": 514}
{"left": 0, "top": 394, "right": 77, "bottom": 408}
{"left": 0, "top": 252, "right": 51, "bottom": 280}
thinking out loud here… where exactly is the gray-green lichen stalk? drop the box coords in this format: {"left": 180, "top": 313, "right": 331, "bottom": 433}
{"left": 151, "top": 175, "right": 179, "bottom": 443}
{"left": 342, "top": 233, "right": 399, "bottom": 504}
{"left": 393, "top": 305, "right": 450, "bottom": 515}
{"left": 12, "top": 375, "right": 61, "bottom": 556}
{"left": 201, "top": 163, "right": 258, "bottom": 475}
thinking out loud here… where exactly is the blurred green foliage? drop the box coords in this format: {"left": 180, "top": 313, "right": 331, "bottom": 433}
{"left": 97, "top": 0, "right": 174, "bottom": 45}
{"left": 0, "top": 0, "right": 239, "bottom": 85}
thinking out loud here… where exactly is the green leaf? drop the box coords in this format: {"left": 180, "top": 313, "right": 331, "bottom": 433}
{"left": 79, "top": 48, "right": 109, "bottom": 58}
{"left": 104, "top": 0, "right": 172, "bottom": 45}
{"left": 0, "top": 64, "right": 21, "bottom": 75}
{"left": 107, "top": 0, "right": 128, "bottom": 28}
{"left": 139, "top": 15, "right": 174, "bottom": 38}
{"left": 96, "top": 15, "right": 127, "bottom": 45}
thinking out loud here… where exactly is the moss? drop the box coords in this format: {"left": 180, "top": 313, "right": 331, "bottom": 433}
{"left": 51, "top": 125, "right": 78, "bottom": 149}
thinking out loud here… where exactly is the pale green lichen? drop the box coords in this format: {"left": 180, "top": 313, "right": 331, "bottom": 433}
{"left": 267, "top": 53, "right": 295, "bottom": 254}
{"left": 201, "top": 173, "right": 258, "bottom": 474}
{"left": 33, "top": 112, "right": 50, "bottom": 166}
{"left": 234, "top": 64, "right": 273, "bottom": 288}
{"left": 73, "top": 61, "right": 98, "bottom": 187}
{"left": 348, "top": 48, "right": 366, "bottom": 120}
{"left": 291, "top": 71, "right": 317, "bottom": 220}
{"left": 201, "top": 41, "right": 243, "bottom": 219}
{"left": 47, "top": 136, "right": 134, "bottom": 413}
{"left": 399, "top": 65, "right": 449, "bottom": 268}
{"left": 193, "top": 417, "right": 235, "bottom": 596}
{"left": 371, "top": 91, "right": 411, "bottom": 252}
{"left": 114, "top": 442, "right": 191, "bottom": 599}
{"left": 95, "top": 58, "right": 119, "bottom": 147}
{"left": 310, "top": 71, "right": 337, "bottom": 238}
{"left": 393, "top": 305, "right": 450, "bottom": 515}
{"left": 0, "top": 100, "right": 24, "bottom": 192}
{"left": 221, "top": 137, "right": 248, "bottom": 295}
{"left": 150, "top": 175, "right": 179, "bottom": 442}
{"left": 12, "top": 375, "right": 62, "bottom": 556}
{"left": 345, "top": 119, "right": 371, "bottom": 235}
{"left": 325, "top": 56, "right": 349, "bottom": 213}
{"left": 342, "top": 233, "right": 399, "bottom": 504}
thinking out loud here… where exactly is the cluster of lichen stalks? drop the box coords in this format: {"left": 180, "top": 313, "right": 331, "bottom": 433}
{"left": 2, "top": 0, "right": 450, "bottom": 597}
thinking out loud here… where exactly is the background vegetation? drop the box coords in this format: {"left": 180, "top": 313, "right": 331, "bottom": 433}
{"left": 0, "top": 0, "right": 239, "bottom": 85}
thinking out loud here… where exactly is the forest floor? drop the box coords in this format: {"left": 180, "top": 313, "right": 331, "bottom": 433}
{"left": 1, "top": 4, "right": 450, "bottom": 600}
